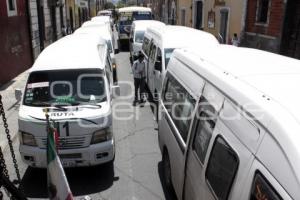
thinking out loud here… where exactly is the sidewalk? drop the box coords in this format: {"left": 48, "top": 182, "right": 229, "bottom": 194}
{"left": 0, "top": 70, "right": 29, "bottom": 150}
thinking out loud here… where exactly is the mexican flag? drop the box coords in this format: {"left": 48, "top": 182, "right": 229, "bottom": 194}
{"left": 47, "top": 127, "right": 73, "bottom": 200}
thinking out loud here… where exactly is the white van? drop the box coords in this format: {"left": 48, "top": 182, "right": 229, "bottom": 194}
{"left": 16, "top": 34, "right": 119, "bottom": 168}
{"left": 74, "top": 26, "right": 119, "bottom": 83}
{"left": 92, "top": 16, "right": 113, "bottom": 29}
{"left": 129, "top": 20, "right": 165, "bottom": 63}
{"left": 159, "top": 45, "right": 300, "bottom": 200}
{"left": 117, "top": 6, "right": 152, "bottom": 47}
{"left": 142, "top": 25, "right": 219, "bottom": 102}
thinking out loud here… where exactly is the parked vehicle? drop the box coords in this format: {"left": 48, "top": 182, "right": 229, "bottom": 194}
{"left": 142, "top": 25, "right": 218, "bottom": 102}
{"left": 117, "top": 6, "right": 152, "bottom": 48}
{"left": 97, "top": 10, "right": 112, "bottom": 17}
{"left": 74, "top": 26, "right": 119, "bottom": 83}
{"left": 16, "top": 34, "right": 120, "bottom": 168}
{"left": 158, "top": 45, "right": 300, "bottom": 200}
{"left": 129, "top": 20, "right": 165, "bottom": 63}
{"left": 92, "top": 15, "right": 114, "bottom": 30}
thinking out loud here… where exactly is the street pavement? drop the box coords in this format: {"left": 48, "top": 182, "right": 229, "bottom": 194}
{"left": 0, "top": 51, "right": 177, "bottom": 200}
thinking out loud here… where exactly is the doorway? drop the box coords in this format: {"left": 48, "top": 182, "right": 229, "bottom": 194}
{"left": 50, "top": 6, "right": 57, "bottom": 41}
{"left": 280, "top": 1, "right": 300, "bottom": 59}
{"left": 219, "top": 9, "right": 229, "bottom": 44}
{"left": 195, "top": 0, "right": 203, "bottom": 30}
{"left": 36, "top": 0, "right": 45, "bottom": 50}
{"left": 69, "top": 7, "right": 74, "bottom": 32}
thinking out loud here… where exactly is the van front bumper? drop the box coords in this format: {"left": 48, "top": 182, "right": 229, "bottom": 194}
{"left": 19, "top": 139, "right": 114, "bottom": 168}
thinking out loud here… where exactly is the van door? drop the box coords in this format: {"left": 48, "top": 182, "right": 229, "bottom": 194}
{"left": 153, "top": 47, "right": 163, "bottom": 99}
{"left": 160, "top": 73, "right": 197, "bottom": 199}
{"left": 241, "top": 159, "right": 292, "bottom": 200}
{"left": 184, "top": 96, "right": 254, "bottom": 200}
{"left": 148, "top": 42, "right": 157, "bottom": 95}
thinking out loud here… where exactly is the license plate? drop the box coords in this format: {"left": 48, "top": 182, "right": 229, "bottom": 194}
{"left": 61, "top": 160, "right": 76, "bottom": 167}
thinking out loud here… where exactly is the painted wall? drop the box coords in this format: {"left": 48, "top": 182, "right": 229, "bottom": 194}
{"left": 196, "top": 0, "right": 246, "bottom": 44}
{"left": 0, "top": 0, "right": 32, "bottom": 85}
{"left": 177, "top": 0, "right": 192, "bottom": 27}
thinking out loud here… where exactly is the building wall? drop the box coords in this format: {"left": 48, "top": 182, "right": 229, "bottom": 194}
{"left": 65, "top": 0, "right": 76, "bottom": 31}
{"left": 0, "top": 0, "right": 32, "bottom": 85}
{"left": 29, "top": 0, "right": 67, "bottom": 59}
{"left": 242, "top": 0, "right": 285, "bottom": 53}
{"left": 177, "top": 0, "right": 192, "bottom": 27}
{"left": 197, "top": 0, "right": 246, "bottom": 44}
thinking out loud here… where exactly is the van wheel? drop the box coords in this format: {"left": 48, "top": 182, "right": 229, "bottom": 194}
{"left": 162, "top": 151, "right": 172, "bottom": 190}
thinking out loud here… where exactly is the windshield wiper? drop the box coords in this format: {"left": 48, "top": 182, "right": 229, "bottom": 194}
{"left": 74, "top": 104, "right": 102, "bottom": 109}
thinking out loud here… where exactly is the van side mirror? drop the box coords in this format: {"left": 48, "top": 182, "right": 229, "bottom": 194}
{"left": 155, "top": 61, "right": 162, "bottom": 72}
{"left": 114, "top": 49, "right": 119, "bottom": 54}
{"left": 129, "top": 38, "right": 133, "bottom": 43}
{"left": 15, "top": 89, "right": 22, "bottom": 102}
{"left": 112, "top": 85, "right": 120, "bottom": 98}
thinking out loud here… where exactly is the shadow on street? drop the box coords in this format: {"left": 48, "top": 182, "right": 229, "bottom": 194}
{"left": 157, "top": 161, "right": 178, "bottom": 200}
{"left": 21, "top": 163, "right": 116, "bottom": 198}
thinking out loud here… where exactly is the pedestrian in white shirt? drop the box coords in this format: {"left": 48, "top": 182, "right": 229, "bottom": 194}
{"left": 132, "top": 52, "right": 146, "bottom": 106}
{"left": 231, "top": 33, "right": 240, "bottom": 47}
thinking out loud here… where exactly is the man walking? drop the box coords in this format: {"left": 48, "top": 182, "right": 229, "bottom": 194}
{"left": 132, "top": 52, "right": 146, "bottom": 106}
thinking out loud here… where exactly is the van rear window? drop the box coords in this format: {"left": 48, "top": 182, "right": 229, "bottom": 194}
{"left": 250, "top": 172, "right": 282, "bottom": 200}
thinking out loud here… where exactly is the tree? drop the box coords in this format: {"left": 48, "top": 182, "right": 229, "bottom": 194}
{"left": 104, "top": 2, "right": 115, "bottom": 9}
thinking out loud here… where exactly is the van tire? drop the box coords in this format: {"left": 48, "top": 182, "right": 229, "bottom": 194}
{"left": 162, "top": 150, "right": 172, "bottom": 191}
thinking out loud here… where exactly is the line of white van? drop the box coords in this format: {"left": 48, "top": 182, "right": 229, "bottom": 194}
{"left": 129, "top": 20, "right": 165, "bottom": 63}
{"left": 141, "top": 25, "right": 219, "bottom": 119}
{"left": 158, "top": 45, "right": 300, "bottom": 199}
{"left": 16, "top": 23, "right": 120, "bottom": 168}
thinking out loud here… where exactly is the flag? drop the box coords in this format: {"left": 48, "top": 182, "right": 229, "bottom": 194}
{"left": 47, "top": 126, "right": 73, "bottom": 200}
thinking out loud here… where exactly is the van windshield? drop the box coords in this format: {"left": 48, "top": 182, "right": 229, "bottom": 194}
{"left": 24, "top": 69, "right": 106, "bottom": 107}
{"left": 164, "top": 48, "right": 175, "bottom": 67}
{"left": 132, "top": 11, "right": 152, "bottom": 20}
{"left": 135, "top": 31, "right": 145, "bottom": 43}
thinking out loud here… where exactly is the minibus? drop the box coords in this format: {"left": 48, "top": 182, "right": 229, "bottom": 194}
{"left": 129, "top": 20, "right": 165, "bottom": 63}
{"left": 117, "top": 6, "right": 152, "bottom": 47}
{"left": 158, "top": 45, "right": 300, "bottom": 200}
{"left": 16, "top": 34, "right": 120, "bottom": 168}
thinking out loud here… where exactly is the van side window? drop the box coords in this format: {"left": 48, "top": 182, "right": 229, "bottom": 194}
{"left": 192, "top": 96, "right": 217, "bottom": 164}
{"left": 206, "top": 136, "right": 239, "bottom": 199}
{"left": 156, "top": 48, "right": 162, "bottom": 62}
{"left": 250, "top": 172, "right": 282, "bottom": 200}
{"left": 142, "top": 37, "right": 150, "bottom": 56}
{"left": 150, "top": 44, "right": 157, "bottom": 62}
{"left": 163, "top": 74, "right": 196, "bottom": 142}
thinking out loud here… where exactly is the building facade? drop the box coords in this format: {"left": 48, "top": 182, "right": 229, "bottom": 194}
{"left": 243, "top": 0, "right": 300, "bottom": 59}
{"left": 0, "top": 0, "right": 32, "bottom": 85}
{"left": 191, "top": 0, "right": 247, "bottom": 44}
{"left": 0, "top": 0, "right": 74, "bottom": 85}
{"left": 177, "top": 0, "right": 192, "bottom": 27}
{"left": 29, "top": 0, "right": 67, "bottom": 59}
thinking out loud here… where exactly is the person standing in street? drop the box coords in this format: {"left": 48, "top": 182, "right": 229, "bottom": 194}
{"left": 231, "top": 33, "right": 240, "bottom": 47}
{"left": 132, "top": 52, "right": 146, "bottom": 106}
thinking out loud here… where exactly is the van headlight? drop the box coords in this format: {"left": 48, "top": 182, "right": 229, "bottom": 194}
{"left": 91, "top": 127, "right": 112, "bottom": 144}
{"left": 19, "top": 132, "right": 37, "bottom": 146}
{"left": 112, "top": 63, "right": 117, "bottom": 69}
